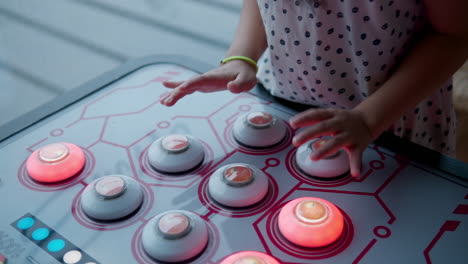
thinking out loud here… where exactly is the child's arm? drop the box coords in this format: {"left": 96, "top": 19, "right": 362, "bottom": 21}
{"left": 161, "top": 0, "right": 266, "bottom": 106}
{"left": 290, "top": 0, "right": 468, "bottom": 177}
{"left": 355, "top": 1, "right": 468, "bottom": 139}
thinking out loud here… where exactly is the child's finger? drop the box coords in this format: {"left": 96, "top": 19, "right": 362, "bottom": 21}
{"left": 227, "top": 71, "right": 255, "bottom": 94}
{"left": 159, "top": 92, "right": 171, "bottom": 102}
{"left": 310, "top": 136, "right": 346, "bottom": 160}
{"left": 347, "top": 148, "right": 362, "bottom": 178}
{"left": 162, "top": 80, "right": 184, "bottom": 89}
{"left": 292, "top": 119, "right": 339, "bottom": 147}
{"left": 289, "top": 109, "right": 334, "bottom": 129}
{"left": 161, "top": 77, "right": 205, "bottom": 106}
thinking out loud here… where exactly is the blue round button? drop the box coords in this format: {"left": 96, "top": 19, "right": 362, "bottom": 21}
{"left": 47, "top": 239, "right": 65, "bottom": 252}
{"left": 32, "top": 228, "right": 50, "bottom": 241}
{"left": 17, "top": 217, "right": 35, "bottom": 230}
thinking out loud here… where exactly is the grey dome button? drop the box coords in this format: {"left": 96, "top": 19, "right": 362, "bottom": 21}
{"left": 142, "top": 210, "right": 208, "bottom": 263}
{"left": 95, "top": 175, "right": 126, "bottom": 199}
{"left": 233, "top": 112, "right": 287, "bottom": 148}
{"left": 295, "top": 138, "right": 350, "bottom": 178}
{"left": 147, "top": 135, "right": 205, "bottom": 173}
{"left": 80, "top": 175, "right": 144, "bottom": 221}
{"left": 208, "top": 163, "right": 269, "bottom": 207}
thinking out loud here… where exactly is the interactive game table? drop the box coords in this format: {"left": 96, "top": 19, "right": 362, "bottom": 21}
{"left": 0, "top": 56, "right": 467, "bottom": 264}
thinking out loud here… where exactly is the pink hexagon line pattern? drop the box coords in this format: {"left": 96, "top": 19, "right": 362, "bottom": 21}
{"left": 26, "top": 137, "right": 48, "bottom": 153}
{"left": 424, "top": 193, "right": 467, "bottom": 264}
{"left": 64, "top": 71, "right": 179, "bottom": 127}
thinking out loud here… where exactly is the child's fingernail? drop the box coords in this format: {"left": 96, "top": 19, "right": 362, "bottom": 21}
{"left": 292, "top": 137, "right": 299, "bottom": 146}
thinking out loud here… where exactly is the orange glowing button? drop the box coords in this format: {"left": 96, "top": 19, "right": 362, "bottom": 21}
{"left": 310, "top": 139, "right": 340, "bottom": 159}
{"left": 26, "top": 142, "right": 85, "bottom": 183}
{"left": 220, "top": 251, "right": 280, "bottom": 264}
{"left": 278, "top": 197, "right": 344, "bottom": 248}
{"left": 295, "top": 199, "right": 328, "bottom": 224}
{"left": 162, "top": 135, "right": 190, "bottom": 152}
{"left": 247, "top": 112, "right": 274, "bottom": 128}
{"left": 158, "top": 212, "right": 191, "bottom": 239}
{"left": 223, "top": 165, "right": 254, "bottom": 186}
{"left": 95, "top": 176, "right": 126, "bottom": 199}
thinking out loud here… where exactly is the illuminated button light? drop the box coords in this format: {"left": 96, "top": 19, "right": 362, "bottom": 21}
{"left": 162, "top": 135, "right": 190, "bottom": 152}
{"left": 208, "top": 163, "right": 268, "bottom": 207}
{"left": 63, "top": 250, "right": 82, "bottom": 264}
{"left": 81, "top": 175, "right": 144, "bottom": 221}
{"left": 246, "top": 112, "right": 274, "bottom": 128}
{"left": 223, "top": 164, "right": 254, "bottom": 186}
{"left": 278, "top": 197, "right": 344, "bottom": 248}
{"left": 233, "top": 111, "right": 287, "bottom": 148}
{"left": 47, "top": 239, "right": 66, "bottom": 252}
{"left": 220, "top": 251, "right": 280, "bottom": 264}
{"left": 147, "top": 135, "right": 205, "bottom": 173}
{"left": 17, "top": 217, "right": 35, "bottom": 230}
{"left": 295, "top": 138, "right": 349, "bottom": 178}
{"left": 141, "top": 210, "right": 208, "bottom": 263}
{"left": 32, "top": 228, "right": 50, "bottom": 241}
{"left": 26, "top": 143, "right": 85, "bottom": 183}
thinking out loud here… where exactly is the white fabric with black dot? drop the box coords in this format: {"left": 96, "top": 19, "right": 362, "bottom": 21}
{"left": 256, "top": 0, "right": 456, "bottom": 155}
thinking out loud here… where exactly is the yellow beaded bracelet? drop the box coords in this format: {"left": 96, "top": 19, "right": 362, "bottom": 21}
{"left": 220, "top": 56, "right": 258, "bottom": 72}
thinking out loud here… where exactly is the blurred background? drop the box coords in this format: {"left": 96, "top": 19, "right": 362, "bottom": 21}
{"left": 0, "top": 0, "right": 466, "bottom": 161}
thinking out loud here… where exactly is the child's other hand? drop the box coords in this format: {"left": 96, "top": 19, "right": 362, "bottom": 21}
{"left": 289, "top": 108, "right": 373, "bottom": 178}
{"left": 160, "top": 60, "right": 257, "bottom": 106}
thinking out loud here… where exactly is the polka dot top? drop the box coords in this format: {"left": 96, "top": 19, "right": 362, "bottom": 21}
{"left": 256, "top": 0, "right": 456, "bottom": 156}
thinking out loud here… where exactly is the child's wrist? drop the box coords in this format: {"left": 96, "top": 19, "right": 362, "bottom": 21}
{"left": 220, "top": 56, "right": 258, "bottom": 72}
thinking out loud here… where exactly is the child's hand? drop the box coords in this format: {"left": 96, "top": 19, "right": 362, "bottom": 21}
{"left": 160, "top": 60, "right": 257, "bottom": 106}
{"left": 289, "top": 108, "right": 373, "bottom": 178}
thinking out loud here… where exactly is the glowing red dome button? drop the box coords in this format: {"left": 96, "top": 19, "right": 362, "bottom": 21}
{"left": 296, "top": 200, "right": 328, "bottom": 224}
{"left": 38, "top": 143, "right": 70, "bottom": 163}
{"left": 220, "top": 251, "right": 280, "bottom": 264}
{"left": 247, "top": 112, "right": 274, "bottom": 128}
{"left": 26, "top": 142, "right": 85, "bottom": 183}
{"left": 161, "top": 135, "right": 190, "bottom": 152}
{"left": 278, "top": 197, "right": 344, "bottom": 248}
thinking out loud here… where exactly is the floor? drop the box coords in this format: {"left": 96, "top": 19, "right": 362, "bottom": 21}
{"left": 0, "top": 0, "right": 466, "bottom": 162}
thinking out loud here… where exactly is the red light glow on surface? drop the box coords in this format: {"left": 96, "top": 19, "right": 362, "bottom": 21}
{"left": 247, "top": 112, "right": 273, "bottom": 127}
{"left": 26, "top": 143, "right": 85, "bottom": 183}
{"left": 278, "top": 197, "right": 344, "bottom": 248}
{"left": 220, "top": 251, "right": 280, "bottom": 264}
{"left": 162, "top": 135, "right": 189, "bottom": 152}
{"left": 224, "top": 165, "right": 253, "bottom": 184}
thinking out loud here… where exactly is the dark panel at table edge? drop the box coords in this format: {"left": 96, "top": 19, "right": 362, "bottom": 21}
{"left": 0, "top": 55, "right": 466, "bottom": 180}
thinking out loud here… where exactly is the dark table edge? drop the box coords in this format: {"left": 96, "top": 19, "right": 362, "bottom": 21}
{"left": 1, "top": 55, "right": 466, "bottom": 180}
